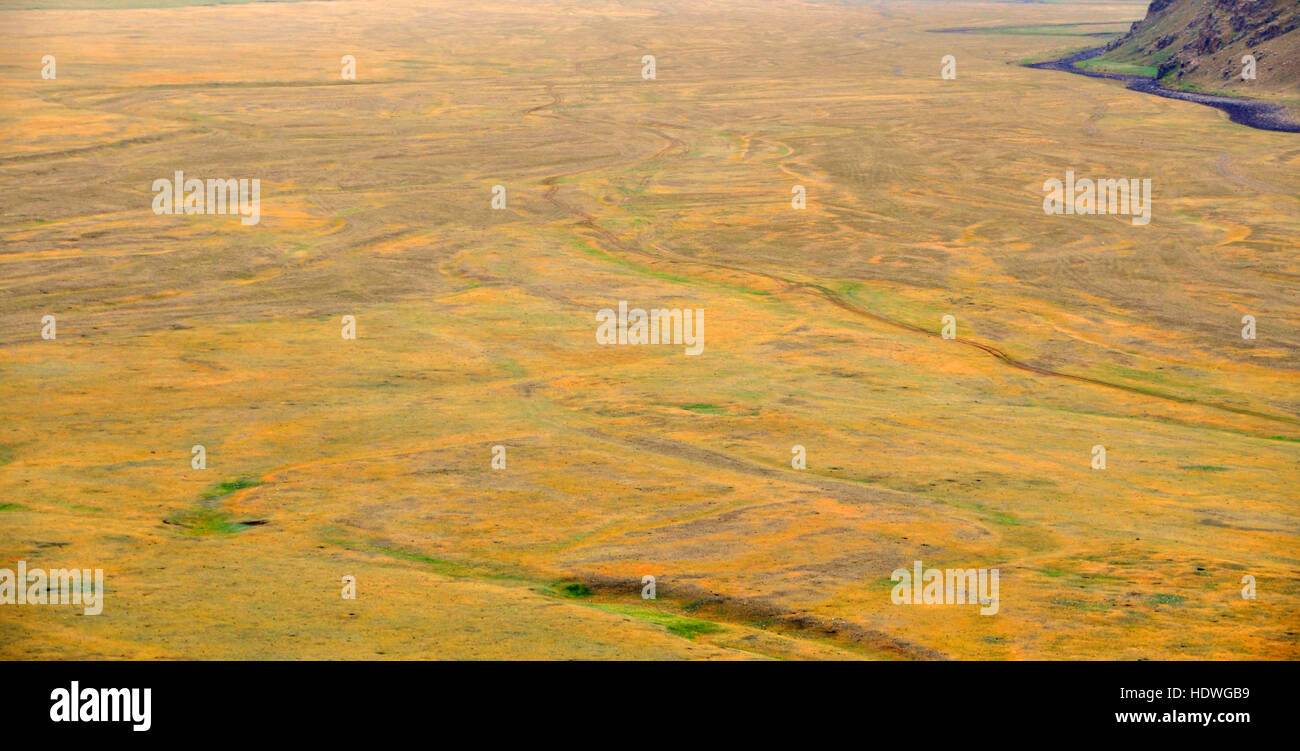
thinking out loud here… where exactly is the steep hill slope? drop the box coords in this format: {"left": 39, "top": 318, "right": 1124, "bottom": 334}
{"left": 1095, "top": 0, "right": 1299, "bottom": 99}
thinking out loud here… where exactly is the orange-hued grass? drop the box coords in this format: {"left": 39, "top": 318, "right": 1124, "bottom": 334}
{"left": 0, "top": 0, "right": 1296, "bottom": 660}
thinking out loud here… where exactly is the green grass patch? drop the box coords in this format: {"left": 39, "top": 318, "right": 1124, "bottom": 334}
{"left": 1052, "top": 598, "right": 1113, "bottom": 612}
{"left": 1147, "top": 593, "right": 1186, "bottom": 606}
{"left": 201, "top": 477, "right": 262, "bottom": 501}
{"left": 163, "top": 507, "right": 265, "bottom": 537}
{"left": 0, "top": 503, "right": 25, "bottom": 512}
{"left": 594, "top": 603, "right": 725, "bottom": 640}
{"left": 495, "top": 359, "right": 526, "bottom": 378}
{"left": 1077, "top": 58, "right": 1159, "bottom": 78}
{"left": 561, "top": 234, "right": 770, "bottom": 297}
{"left": 554, "top": 581, "right": 593, "bottom": 598}
{"left": 966, "top": 22, "right": 1126, "bottom": 38}
{"left": 970, "top": 503, "right": 1021, "bottom": 527}
{"left": 317, "top": 527, "right": 528, "bottom": 581}
{"left": 1111, "top": 366, "right": 1170, "bottom": 384}
{"left": 1077, "top": 572, "right": 1129, "bottom": 585}
{"left": 681, "top": 403, "right": 727, "bottom": 414}
{"left": 369, "top": 545, "right": 466, "bottom": 575}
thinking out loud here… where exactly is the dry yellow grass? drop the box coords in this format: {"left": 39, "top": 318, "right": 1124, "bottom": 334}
{"left": 1, "top": 0, "right": 1296, "bottom": 660}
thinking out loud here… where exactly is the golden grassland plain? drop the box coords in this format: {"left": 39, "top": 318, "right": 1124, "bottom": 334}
{"left": 1, "top": 0, "right": 1296, "bottom": 659}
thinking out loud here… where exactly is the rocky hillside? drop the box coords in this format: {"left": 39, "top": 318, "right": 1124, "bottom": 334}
{"left": 1097, "top": 0, "right": 1300, "bottom": 98}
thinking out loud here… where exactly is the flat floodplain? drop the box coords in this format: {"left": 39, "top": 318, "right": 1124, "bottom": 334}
{"left": 0, "top": 0, "right": 1296, "bottom": 660}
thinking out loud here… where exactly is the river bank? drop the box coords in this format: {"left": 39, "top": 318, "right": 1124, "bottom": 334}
{"left": 1026, "top": 46, "right": 1300, "bottom": 134}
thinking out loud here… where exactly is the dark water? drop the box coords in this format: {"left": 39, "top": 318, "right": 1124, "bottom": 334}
{"left": 1027, "top": 47, "right": 1300, "bottom": 134}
